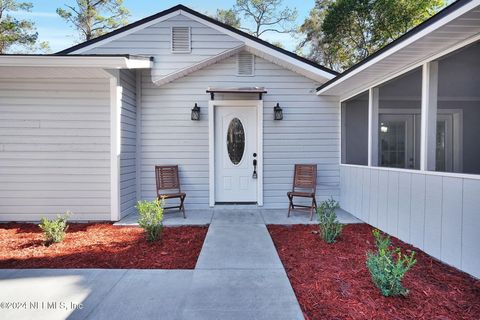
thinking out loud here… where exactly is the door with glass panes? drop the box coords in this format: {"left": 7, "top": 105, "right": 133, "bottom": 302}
{"left": 379, "top": 113, "right": 454, "bottom": 170}
{"left": 214, "top": 107, "right": 257, "bottom": 202}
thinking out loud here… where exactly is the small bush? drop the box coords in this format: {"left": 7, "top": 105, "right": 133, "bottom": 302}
{"left": 366, "top": 229, "right": 417, "bottom": 297}
{"left": 38, "top": 212, "right": 70, "bottom": 245}
{"left": 136, "top": 198, "right": 164, "bottom": 242}
{"left": 316, "top": 198, "right": 343, "bottom": 243}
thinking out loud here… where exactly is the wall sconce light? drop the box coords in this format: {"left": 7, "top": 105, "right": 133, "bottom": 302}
{"left": 274, "top": 103, "right": 283, "bottom": 120}
{"left": 191, "top": 103, "right": 200, "bottom": 120}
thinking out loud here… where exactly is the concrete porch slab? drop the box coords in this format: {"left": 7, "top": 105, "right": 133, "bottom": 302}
{"left": 195, "top": 224, "right": 283, "bottom": 270}
{"left": 211, "top": 209, "right": 264, "bottom": 225}
{"left": 181, "top": 269, "right": 303, "bottom": 320}
{"left": 114, "top": 209, "right": 214, "bottom": 226}
{"left": 261, "top": 208, "right": 363, "bottom": 225}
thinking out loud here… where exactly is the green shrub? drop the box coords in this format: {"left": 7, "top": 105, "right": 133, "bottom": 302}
{"left": 316, "top": 198, "right": 343, "bottom": 243}
{"left": 136, "top": 199, "right": 164, "bottom": 242}
{"left": 38, "top": 212, "right": 70, "bottom": 245}
{"left": 366, "top": 229, "right": 417, "bottom": 297}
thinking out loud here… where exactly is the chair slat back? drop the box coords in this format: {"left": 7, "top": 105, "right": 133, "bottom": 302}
{"left": 293, "top": 164, "right": 317, "bottom": 192}
{"left": 155, "top": 165, "right": 181, "bottom": 193}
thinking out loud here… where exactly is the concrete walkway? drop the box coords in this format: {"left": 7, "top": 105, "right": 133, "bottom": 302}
{"left": 0, "top": 209, "right": 361, "bottom": 319}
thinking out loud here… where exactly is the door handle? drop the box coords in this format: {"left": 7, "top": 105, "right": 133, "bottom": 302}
{"left": 252, "top": 154, "right": 257, "bottom": 179}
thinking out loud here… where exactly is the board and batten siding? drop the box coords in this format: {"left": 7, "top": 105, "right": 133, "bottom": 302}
{"left": 84, "top": 14, "right": 243, "bottom": 83}
{"left": 0, "top": 76, "right": 111, "bottom": 221}
{"left": 340, "top": 164, "right": 480, "bottom": 278}
{"left": 119, "top": 70, "right": 137, "bottom": 218}
{"left": 139, "top": 54, "right": 339, "bottom": 209}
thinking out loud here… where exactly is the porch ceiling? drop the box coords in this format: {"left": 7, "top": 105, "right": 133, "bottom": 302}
{"left": 317, "top": 0, "right": 480, "bottom": 99}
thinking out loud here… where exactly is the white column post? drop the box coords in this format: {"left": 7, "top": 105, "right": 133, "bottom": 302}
{"left": 135, "top": 70, "right": 142, "bottom": 201}
{"left": 420, "top": 62, "right": 438, "bottom": 171}
{"left": 109, "top": 70, "right": 121, "bottom": 221}
{"left": 368, "top": 87, "right": 379, "bottom": 166}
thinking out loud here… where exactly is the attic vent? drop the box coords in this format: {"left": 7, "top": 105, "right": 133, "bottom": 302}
{"left": 171, "top": 27, "right": 191, "bottom": 53}
{"left": 237, "top": 52, "right": 254, "bottom": 76}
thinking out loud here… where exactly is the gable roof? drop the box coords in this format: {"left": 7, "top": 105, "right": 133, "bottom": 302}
{"left": 57, "top": 4, "right": 338, "bottom": 79}
{"left": 316, "top": 0, "right": 480, "bottom": 96}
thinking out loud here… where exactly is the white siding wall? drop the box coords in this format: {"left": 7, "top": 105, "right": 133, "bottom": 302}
{"left": 119, "top": 70, "right": 137, "bottom": 218}
{"left": 85, "top": 14, "right": 243, "bottom": 82}
{"left": 140, "top": 54, "right": 339, "bottom": 209}
{"left": 340, "top": 164, "right": 480, "bottom": 278}
{"left": 0, "top": 77, "right": 111, "bottom": 221}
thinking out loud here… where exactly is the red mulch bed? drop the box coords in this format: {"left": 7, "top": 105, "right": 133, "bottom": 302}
{"left": 268, "top": 224, "right": 480, "bottom": 320}
{"left": 0, "top": 223, "right": 207, "bottom": 269}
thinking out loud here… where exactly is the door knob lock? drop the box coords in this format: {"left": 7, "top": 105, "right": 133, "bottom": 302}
{"left": 252, "top": 158, "right": 257, "bottom": 179}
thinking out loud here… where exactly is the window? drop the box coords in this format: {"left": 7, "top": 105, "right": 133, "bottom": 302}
{"left": 435, "top": 42, "right": 480, "bottom": 174}
{"left": 226, "top": 118, "right": 245, "bottom": 165}
{"left": 341, "top": 91, "right": 368, "bottom": 165}
{"left": 377, "top": 68, "right": 422, "bottom": 170}
{"left": 171, "top": 27, "right": 191, "bottom": 53}
{"left": 237, "top": 52, "right": 254, "bottom": 76}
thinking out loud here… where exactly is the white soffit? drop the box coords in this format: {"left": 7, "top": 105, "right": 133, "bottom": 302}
{"left": 317, "top": 0, "right": 480, "bottom": 98}
{"left": 0, "top": 56, "right": 152, "bottom": 69}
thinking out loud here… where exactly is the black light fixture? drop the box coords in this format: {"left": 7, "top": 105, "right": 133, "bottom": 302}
{"left": 191, "top": 103, "right": 200, "bottom": 120}
{"left": 274, "top": 103, "right": 283, "bottom": 120}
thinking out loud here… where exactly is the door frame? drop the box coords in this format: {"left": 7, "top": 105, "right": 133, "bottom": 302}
{"left": 208, "top": 99, "right": 263, "bottom": 207}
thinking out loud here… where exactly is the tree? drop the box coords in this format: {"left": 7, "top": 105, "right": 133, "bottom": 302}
{"left": 234, "top": 0, "right": 297, "bottom": 38}
{"left": 57, "top": 0, "right": 130, "bottom": 42}
{"left": 297, "top": 1, "right": 337, "bottom": 70}
{"left": 214, "top": 8, "right": 240, "bottom": 28}
{"left": 0, "top": 0, "right": 38, "bottom": 53}
{"left": 299, "top": 0, "right": 445, "bottom": 71}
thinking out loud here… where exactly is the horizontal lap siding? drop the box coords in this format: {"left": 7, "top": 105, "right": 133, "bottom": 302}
{"left": 119, "top": 70, "right": 137, "bottom": 218}
{"left": 85, "top": 14, "right": 243, "bottom": 82}
{"left": 0, "top": 78, "right": 111, "bottom": 221}
{"left": 340, "top": 165, "right": 480, "bottom": 278}
{"left": 140, "top": 55, "right": 339, "bottom": 209}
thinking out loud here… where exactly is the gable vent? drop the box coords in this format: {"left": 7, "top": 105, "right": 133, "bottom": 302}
{"left": 237, "top": 52, "right": 254, "bottom": 76}
{"left": 171, "top": 27, "right": 191, "bottom": 53}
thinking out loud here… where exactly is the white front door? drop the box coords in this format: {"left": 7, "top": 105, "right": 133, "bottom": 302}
{"left": 215, "top": 106, "right": 257, "bottom": 202}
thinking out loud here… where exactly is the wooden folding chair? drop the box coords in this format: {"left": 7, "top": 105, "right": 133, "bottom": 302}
{"left": 155, "top": 165, "right": 186, "bottom": 218}
{"left": 287, "top": 164, "right": 317, "bottom": 220}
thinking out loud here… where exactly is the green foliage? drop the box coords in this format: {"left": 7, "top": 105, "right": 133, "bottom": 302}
{"left": 299, "top": 0, "right": 446, "bottom": 71}
{"left": 38, "top": 212, "right": 70, "bottom": 245}
{"left": 366, "top": 229, "right": 417, "bottom": 297}
{"left": 57, "top": 0, "right": 130, "bottom": 41}
{"left": 316, "top": 198, "right": 343, "bottom": 243}
{"left": 136, "top": 199, "right": 164, "bottom": 242}
{"left": 0, "top": 0, "right": 38, "bottom": 53}
{"left": 214, "top": 9, "right": 241, "bottom": 28}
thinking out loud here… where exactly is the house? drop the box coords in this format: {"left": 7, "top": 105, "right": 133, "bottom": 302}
{"left": 0, "top": 1, "right": 478, "bottom": 278}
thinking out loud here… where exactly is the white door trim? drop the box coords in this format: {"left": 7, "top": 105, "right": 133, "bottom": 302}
{"left": 208, "top": 99, "right": 263, "bottom": 207}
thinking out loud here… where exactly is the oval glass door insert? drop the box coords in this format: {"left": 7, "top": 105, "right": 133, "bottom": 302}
{"left": 226, "top": 118, "right": 245, "bottom": 165}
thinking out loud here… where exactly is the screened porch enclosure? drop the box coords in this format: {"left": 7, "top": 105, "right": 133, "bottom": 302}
{"left": 341, "top": 42, "right": 480, "bottom": 175}
{"left": 339, "top": 42, "right": 480, "bottom": 278}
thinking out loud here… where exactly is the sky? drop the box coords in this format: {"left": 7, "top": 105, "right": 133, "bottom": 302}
{"left": 10, "top": 0, "right": 316, "bottom": 53}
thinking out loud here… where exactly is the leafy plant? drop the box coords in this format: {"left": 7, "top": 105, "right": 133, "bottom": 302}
{"left": 38, "top": 212, "right": 70, "bottom": 245}
{"left": 136, "top": 198, "right": 164, "bottom": 242}
{"left": 316, "top": 198, "right": 343, "bottom": 243}
{"left": 366, "top": 229, "right": 417, "bottom": 297}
